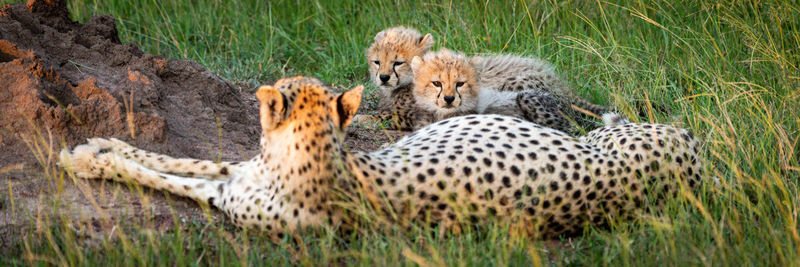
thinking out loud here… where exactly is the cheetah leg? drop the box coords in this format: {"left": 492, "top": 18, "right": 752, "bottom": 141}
{"left": 60, "top": 144, "right": 224, "bottom": 207}
{"left": 547, "top": 78, "right": 611, "bottom": 117}
{"left": 515, "top": 91, "right": 575, "bottom": 133}
{"left": 87, "top": 138, "right": 241, "bottom": 180}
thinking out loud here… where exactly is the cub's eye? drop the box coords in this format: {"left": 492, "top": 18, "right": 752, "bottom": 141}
{"left": 393, "top": 61, "right": 404, "bottom": 66}
{"left": 455, "top": 82, "right": 465, "bottom": 88}
{"left": 431, "top": 81, "right": 442, "bottom": 87}
{"left": 373, "top": 61, "right": 380, "bottom": 65}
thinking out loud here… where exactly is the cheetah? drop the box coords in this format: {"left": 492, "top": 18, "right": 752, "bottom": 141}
{"left": 359, "top": 26, "right": 434, "bottom": 130}
{"left": 471, "top": 54, "right": 609, "bottom": 116}
{"left": 411, "top": 49, "right": 612, "bottom": 133}
{"left": 60, "top": 76, "right": 702, "bottom": 239}
{"left": 60, "top": 77, "right": 363, "bottom": 240}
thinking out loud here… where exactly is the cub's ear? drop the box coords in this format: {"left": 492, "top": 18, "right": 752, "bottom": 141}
{"left": 418, "top": 33, "right": 434, "bottom": 51}
{"left": 374, "top": 30, "right": 387, "bottom": 42}
{"left": 410, "top": 56, "right": 424, "bottom": 73}
{"left": 469, "top": 56, "right": 481, "bottom": 66}
{"left": 332, "top": 85, "right": 364, "bottom": 128}
{"left": 256, "top": 85, "right": 285, "bottom": 131}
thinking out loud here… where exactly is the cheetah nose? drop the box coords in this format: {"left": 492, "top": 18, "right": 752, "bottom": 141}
{"left": 379, "top": 74, "right": 390, "bottom": 83}
{"left": 443, "top": 95, "right": 456, "bottom": 104}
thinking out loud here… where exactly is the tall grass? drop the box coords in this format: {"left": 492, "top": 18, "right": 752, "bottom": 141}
{"left": 1, "top": 0, "right": 798, "bottom": 265}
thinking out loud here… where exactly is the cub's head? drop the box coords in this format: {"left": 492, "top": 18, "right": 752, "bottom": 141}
{"left": 256, "top": 76, "right": 363, "bottom": 148}
{"left": 410, "top": 49, "right": 479, "bottom": 117}
{"left": 367, "top": 26, "right": 434, "bottom": 91}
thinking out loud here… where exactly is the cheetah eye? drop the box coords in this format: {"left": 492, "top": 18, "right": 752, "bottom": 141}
{"left": 373, "top": 61, "right": 380, "bottom": 65}
{"left": 431, "top": 81, "right": 442, "bottom": 87}
{"left": 455, "top": 82, "right": 465, "bottom": 88}
{"left": 393, "top": 61, "right": 404, "bottom": 66}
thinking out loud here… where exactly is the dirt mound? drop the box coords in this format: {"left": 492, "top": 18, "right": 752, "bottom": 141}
{"left": 0, "top": 0, "right": 260, "bottom": 162}
{"left": 0, "top": 0, "right": 263, "bottom": 242}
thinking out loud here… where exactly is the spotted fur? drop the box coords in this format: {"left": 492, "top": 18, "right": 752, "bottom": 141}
{"left": 61, "top": 76, "right": 702, "bottom": 239}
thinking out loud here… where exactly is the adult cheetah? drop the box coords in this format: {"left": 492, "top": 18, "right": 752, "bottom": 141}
{"left": 60, "top": 76, "right": 702, "bottom": 239}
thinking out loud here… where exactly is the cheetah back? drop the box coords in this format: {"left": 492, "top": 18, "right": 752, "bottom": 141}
{"left": 355, "top": 114, "right": 701, "bottom": 237}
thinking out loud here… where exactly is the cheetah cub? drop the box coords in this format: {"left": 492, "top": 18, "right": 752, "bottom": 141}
{"left": 471, "top": 54, "right": 610, "bottom": 117}
{"left": 358, "top": 26, "right": 434, "bottom": 130}
{"left": 411, "top": 49, "right": 611, "bottom": 133}
{"left": 473, "top": 54, "right": 612, "bottom": 119}
{"left": 60, "top": 76, "right": 702, "bottom": 239}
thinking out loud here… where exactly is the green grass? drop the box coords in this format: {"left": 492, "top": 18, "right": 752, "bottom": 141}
{"left": 2, "top": 0, "right": 800, "bottom": 265}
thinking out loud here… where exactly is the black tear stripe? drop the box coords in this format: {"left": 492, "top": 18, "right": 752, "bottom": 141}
{"left": 335, "top": 94, "right": 347, "bottom": 128}
{"left": 392, "top": 64, "right": 400, "bottom": 81}
{"left": 391, "top": 55, "right": 400, "bottom": 80}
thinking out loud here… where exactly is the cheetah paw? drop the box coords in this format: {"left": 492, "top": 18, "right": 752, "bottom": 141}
{"left": 59, "top": 144, "right": 114, "bottom": 179}
{"left": 601, "top": 112, "right": 631, "bottom": 127}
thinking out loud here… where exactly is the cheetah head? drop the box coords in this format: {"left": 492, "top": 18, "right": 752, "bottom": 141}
{"left": 410, "top": 49, "right": 479, "bottom": 117}
{"left": 255, "top": 77, "right": 363, "bottom": 157}
{"left": 367, "top": 26, "right": 434, "bottom": 92}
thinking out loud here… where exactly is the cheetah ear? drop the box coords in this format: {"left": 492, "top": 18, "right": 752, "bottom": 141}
{"left": 410, "top": 56, "right": 423, "bottom": 73}
{"left": 418, "top": 33, "right": 434, "bottom": 51}
{"left": 256, "top": 85, "right": 285, "bottom": 131}
{"left": 374, "top": 30, "right": 387, "bottom": 42}
{"left": 469, "top": 56, "right": 481, "bottom": 66}
{"left": 332, "top": 85, "right": 363, "bottom": 128}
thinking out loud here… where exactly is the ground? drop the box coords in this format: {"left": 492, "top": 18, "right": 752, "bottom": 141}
{"left": 0, "top": 0, "right": 799, "bottom": 265}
